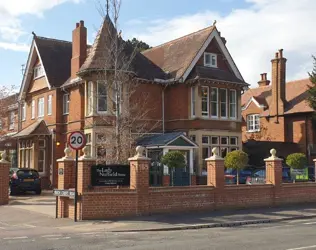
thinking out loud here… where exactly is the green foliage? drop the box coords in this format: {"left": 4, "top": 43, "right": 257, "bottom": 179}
{"left": 161, "top": 151, "right": 186, "bottom": 169}
{"left": 286, "top": 153, "right": 308, "bottom": 169}
{"left": 126, "top": 38, "right": 151, "bottom": 53}
{"left": 307, "top": 56, "right": 316, "bottom": 128}
{"left": 224, "top": 150, "right": 248, "bottom": 170}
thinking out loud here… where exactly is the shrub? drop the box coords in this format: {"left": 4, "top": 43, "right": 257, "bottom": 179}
{"left": 224, "top": 150, "right": 248, "bottom": 185}
{"left": 161, "top": 151, "right": 186, "bottom": 169}
{"left": 286, "top": 153, "right": 308, "bottom": 169}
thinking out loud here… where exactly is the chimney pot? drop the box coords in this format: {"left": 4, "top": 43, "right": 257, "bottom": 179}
{"left": 76, "top": 23, "right": 79, "bottom": 28}
{"left": 275, "top": 52, "right": 279, "bottom": 59}
{"left": 279, "top": 49, "right": 283, "bottom": 58}
{"left": 258, "top": 73, "right": 270, "bottom": 87}
{"left": 80, "top": 20, "right": 84, "bottom": 27}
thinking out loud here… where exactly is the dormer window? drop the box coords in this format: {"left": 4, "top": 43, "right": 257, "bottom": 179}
{"left": 34, "top": 65, "right": 44, "bottom": 79}
{"left": 204, "top": 53, "right": 217, "bottom": 68}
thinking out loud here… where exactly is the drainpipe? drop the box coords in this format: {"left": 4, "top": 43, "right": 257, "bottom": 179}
{"left": 162, "top": 88, "right": 165, "bottom": 134}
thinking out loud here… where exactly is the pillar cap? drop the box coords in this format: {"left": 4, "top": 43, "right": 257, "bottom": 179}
{"left": 78, "top": 146, "right": 96, "bottom": 161}
{"left": 57, "top": 146, "right": 74, "bottom": 162}
{"left": 264, "top": 148, "right": 282, "bottom": 161}
{"left": 205, "top": 147, "right": 224, "bottom": 161}
{"left": 128, "top": 146, "right": 150, "bottom": 161}
{"left": 0, "top": 151, "right": 9, "bottom": 164}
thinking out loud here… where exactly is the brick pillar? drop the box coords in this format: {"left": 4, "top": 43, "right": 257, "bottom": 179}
{"left": 191, "top": 175, "right": 197, "bottom": 185}
{"left": 56, "top": 147, "right": 75, "bottom": 218}
{"left": 264, "top": 149, "right": 283, "bottom": 187}
{"left": 129, "top": 146, "right": 150, "bottom": 216}
{"left": 0, "top": 153, "right": 10, "bottom": 205}
{"left": 163, "top": 175, "right": 170, "bottom": 186}
{"left": 205, "top": 148, "right": 224, "bottom": 189}
{"left": 76, "top": 147, "right": 96, "bottom": 220}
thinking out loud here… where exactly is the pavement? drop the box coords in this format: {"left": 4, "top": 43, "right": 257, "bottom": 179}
{"left": 2, "top": 191, "right": 316, "bottom": 234}
{"left": 1, "top": 217, "right": 316, "bottom": 249}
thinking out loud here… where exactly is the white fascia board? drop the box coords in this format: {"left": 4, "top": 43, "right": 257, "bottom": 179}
{"left": 242, "top": 97, "right": 265, "bottom": 111}
{"left": 166, "top": 135, "right": 199, "bottom": 148}
{"left": 34, "top": 42, "right": 51, "bottom": 90}
{"left": 182, "top": 28, "right": 244, "bottom": 83}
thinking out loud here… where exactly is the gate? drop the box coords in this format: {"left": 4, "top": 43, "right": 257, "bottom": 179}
{"left": 171, "top": 167, "right": 190, "bottom": 186}
{"left": 148, "top": 150, "right": 163, "bottom": 186}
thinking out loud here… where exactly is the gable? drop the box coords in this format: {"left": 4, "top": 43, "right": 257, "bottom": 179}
{"left": 167, "top": 137, "right": 196, "bottom": 147}
{"left": 27, "top": 58, "right": 50, "bottom": 94}
{"left": 182, "top": 28, "right": 244, "bottom": 83}
{"left": 19, "top": 39, "right": 51, "bottom": 101}
{"left": 242, "top": 97, "right": 266, "bottom": 111}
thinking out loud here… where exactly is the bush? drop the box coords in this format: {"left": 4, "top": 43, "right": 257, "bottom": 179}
{"left": 224, "top": 150, "right": 248, "bottom": 170}
{"left": 286, "top": 153, "right": 308, "bottom": 169}
{"left": 161, "top": 151, "right": 186, "bottom": 169}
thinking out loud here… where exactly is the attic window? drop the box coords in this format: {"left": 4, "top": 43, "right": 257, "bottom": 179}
{"left": 204, "top": 53, "right": 217, "bottom": 68}
{"left": 34, "top": 65, "right": 44, "bottom": 79}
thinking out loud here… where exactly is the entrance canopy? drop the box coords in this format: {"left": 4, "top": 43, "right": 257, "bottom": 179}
{"left": 137, "top": 132, "right": 198, "bottom": 149}
{"left": 13, "top": 120, "right": 51, "bottom": 138}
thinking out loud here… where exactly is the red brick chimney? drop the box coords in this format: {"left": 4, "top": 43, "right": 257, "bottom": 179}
{"left": 270, "top": 49, "right": 287, "bottom": 116}
{"left": 258, "top": 73, "right": 270, "bottom": 87}
{"left": 71, "top": 20, "right": 87, "bottom": 79}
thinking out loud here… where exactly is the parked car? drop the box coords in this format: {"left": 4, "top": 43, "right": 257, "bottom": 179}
{"left": 225, "top": 169, "right": 253, "bottom": 184}
{"left": 9, "top": 168, "right": 42, "bottom": 195}
{"left": 308, "top": 166, "right": 315, "bottom": 182}
{"left": 246, "top": 168, "right": 293, "bottom": 185}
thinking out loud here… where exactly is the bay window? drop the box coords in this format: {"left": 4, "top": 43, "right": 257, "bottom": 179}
{"left": 97, "top": 81, "right": 107, "bottom": 112}
{"left": 247, "top": 114, "right": 260, "bottom": 132}
{"left": 229, "top": 89, "right": 237, "bottom": 119}
{"left": 31, "top": 100, "right": 35, "bottom": 119}
{"left": 87, "top": 81, "right": 93, "bottom": 115}
{"left": 211, "top": 88, "right": 218, "bottom": 118}
{"left": 9, "top": 111, "right": 15, "bottom": 130}
{"left": 201, "top": 86, "right": 209, "bottom": 117}
{"left": 220, "top": 89, "right": 227, "bottom": 118}
{"left": 191, "top": 87, "right": 196, "bottom": 117}
{"left": 63, "top": 94, "right": 69, "bottom": 115}
{"left": 47, "top": 95, "right": 52, "bottom": 115}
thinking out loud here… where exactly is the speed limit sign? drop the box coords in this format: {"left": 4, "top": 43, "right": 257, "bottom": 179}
{"left": 68, "top": 131, "right": 86, "bottom": 150}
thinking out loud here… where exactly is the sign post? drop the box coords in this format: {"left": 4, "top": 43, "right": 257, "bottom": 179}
{"left": 68, "top": 131, "right": 86, "bottom": 222}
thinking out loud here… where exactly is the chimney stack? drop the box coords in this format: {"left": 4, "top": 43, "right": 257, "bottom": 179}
{"left": 270, "top": 49, "right": 287, "bottom": 116}
{"left": 258, "top": 73, "right": 270, "bottom": 87}
{"left": 71, "top": 20, "right": 87, "bottom": 79}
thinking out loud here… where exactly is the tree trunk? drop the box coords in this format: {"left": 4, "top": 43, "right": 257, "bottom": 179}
{"left": 236, "top": 170, "right": 239, "bottom": 185}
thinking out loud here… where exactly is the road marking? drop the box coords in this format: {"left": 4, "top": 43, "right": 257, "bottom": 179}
{"left": 41, "top": 234, "right": 63, "bottom": 238}
{"left": 287, "top": 245, "right": 316, "bottom": 250}
{"left": 22, "top": 224, "right": 36, "bottom": 228}
{"left": 46, "top": 237, "right": 71, "bottom": 240}
{"left": 304, "top": 222, "right": 316, "bottom": 225}
{"left": 288, "top": 219, "right": 312, "bottom": 224}
{"left": 0, "top": 227, "right": 5, "bottom": 230}
{"left": 3, "top": 236, "right": 28, "bottom": 240}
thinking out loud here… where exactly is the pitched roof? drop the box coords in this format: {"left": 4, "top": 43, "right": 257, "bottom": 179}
{"left": 137, "top": 132, "right": 197, "bottom": 147}
{"left": 79, "top": 15, "right": 166, "bottom": 80}
{"left": 13, "top": 120, "right": 50, "bottom": 138}
{"left": 142, "top": 26, "right": 215, "bottom": 80}
{"left": 241, "top": 78, "right": 313, "bottom": 115}
{"left": 35, "top": 36, "right": 73, "bottom": 88}
{"left": 188, "top": 66, "right": 245, "bottom": 84}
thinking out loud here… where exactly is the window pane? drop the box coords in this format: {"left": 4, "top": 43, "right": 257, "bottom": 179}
{"left": 221, "top": 137, "right": 228, "bottom": 145}
{"left": 220, "top": 89, "right": 227, "bottom": 118}
{"left": 230, "top": 137, "right": 238, "bottom": 145}
{"left": 98, "top": 98, "right": 107, "bottom": 112}
{"left": 97, "top": 82, "right": 107, "bottom": 112}
{"left": 191, "top": 87, "right": 195, "bottom": 116}
{"left": 211, "top": 136, "right": 219, "bottom": 145}
{"left": 204, "top": 54, "right": 211, "bottom": 65}
{"left": 201, "top": 86, "right": 209, "bottom": 116}
{"left": 211, "top": 88, "right": 218, "bottom": 117}
{"left": 202, "top": 147, "right": 209, "bottom": 159}
{"left": 221, "top": 147, "right": 228, "bottom": 158}
{"left": 202, "top": 136, "right": 209, "bottom": 144}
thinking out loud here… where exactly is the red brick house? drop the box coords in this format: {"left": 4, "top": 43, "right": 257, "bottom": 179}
{"left": 15, "top": 15, "right": 247, "bottom": 187}
{"left": 241, "top": 49, "right": 314, "bottom": 165}
{"left": 0, "top": 94, "right": 18, "bottom": 167}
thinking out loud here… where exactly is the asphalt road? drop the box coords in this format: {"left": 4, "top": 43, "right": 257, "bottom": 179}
{"left": 1, "top": 219, "right": 316, "bottom": 250}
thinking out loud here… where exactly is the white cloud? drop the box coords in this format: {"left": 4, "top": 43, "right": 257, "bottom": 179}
{"left": 125, "top": 0, "right": 316, "bottom": 86}
{"left": 0, "top": 0, "right": 82, "bottom": 51}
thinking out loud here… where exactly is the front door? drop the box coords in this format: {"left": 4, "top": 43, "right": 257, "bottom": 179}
{"left": 170, "top": 150, "right": 190, "bottom": 186}
{"left": 148, "top": 149, "right": 163, "bottom": 186}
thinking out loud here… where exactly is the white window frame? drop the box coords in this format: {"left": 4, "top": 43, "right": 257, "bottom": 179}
{"left": 31, "top": 100, "right": 35, "bottom": 119}
{"left": 247, "top": 114, "right": 260, "bottom": 132}
{"left": 229, "top": 89, "right": 237, "bottom": 119}
{"left": 97, "top": 81, "right": 107, "bottom": 113}
{"left": 211, "top": 87, "right": 218, "bottom": 118}
{"left": 38, "top": 97, "right": 44, "bottom": 118}
{"left": 220, "top": 88, "right": 227, "bottom": 119}
{"left": 22, "top": 103, "right": 26, "bottom": 121}
{"left": 202, "top": 136, "right": 209, "bottom": 144}
{"left": 47, "top": 95, "right": 52, "bottom": 116}
{"left": 63, "top": 94, "right": 69, "bottom": 115}
{"left": 204, "top": 52, "right": 217, "bottom": 68}
{"left": 9, "top": 111, "right": 15, "bottom": 130}
{"left": 201, "top": 86, "right": 209, "bottom": 117}
{"left": 86, "top": 81, "right": 93, "bottom": 116}
{"left": 33, "top": 65, "right": 44, "bottom": 79}
{"left": 191, "top": 87, "right": 196, "bottom": 117}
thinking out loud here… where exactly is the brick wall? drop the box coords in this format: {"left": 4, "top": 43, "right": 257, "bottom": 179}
{"left": 0, "top": 161, "right": 10, "bottom": 205}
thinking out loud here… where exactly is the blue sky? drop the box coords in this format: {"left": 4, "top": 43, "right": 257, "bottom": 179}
{"left": 1, "top": 0, "right": 315, "bottom": 90}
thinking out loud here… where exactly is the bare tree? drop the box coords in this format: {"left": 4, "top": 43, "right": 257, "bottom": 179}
{"left": 88, "top": 0, "right": 161, "bottom": 164}
{"left": 0, "top": 85, "right": 17, "bottom": 136}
